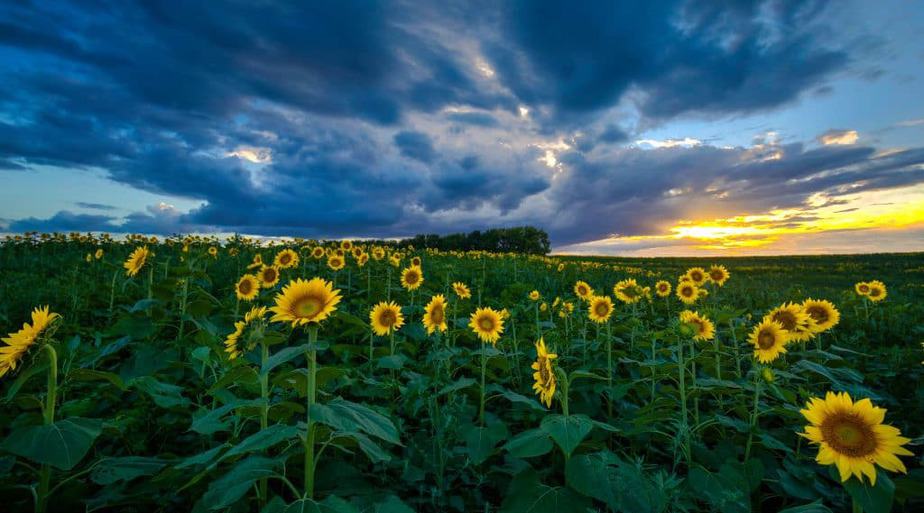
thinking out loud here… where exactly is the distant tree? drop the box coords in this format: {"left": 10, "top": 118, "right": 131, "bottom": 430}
{"left": 394, "top": 226, "right": 550, "bottom": 254}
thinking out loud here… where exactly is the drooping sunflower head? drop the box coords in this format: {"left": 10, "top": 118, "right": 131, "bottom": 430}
{"left": 531, "top": 337, "right": 558, "bottom": 408}
{"left": 247, "top": 254, "right": 264, "bottom": 269}
{"left": 123, "top": 246, "right": 151, "bottom": 277}
{"left": 469, "top": 307, "right": 504, "bottom": 344}
{"left": 613, "top": 278, "right": 642, "bottom": 304}
{"left": 370, "top": 301, "right": 405, "bottom": 336}
{"left": 680, "top": 310, "right": 715, "bottom": 341}
{"left": 389, "top": 254, "right": 401, "bottom": 267}
{"left": 528, "top": 290, "right": 541, "bottom": 301}
{"left": 423, "top": 294, "right": 448, "bottom": 335}
{"left": 685, "top": 267, "right": 707, "bottom": 285}
{"left": 587, "top": 295, "right": 614, "bottom": 324}
{"left": 1, "top": 306, "right": 61, "bottom": 379}
{"left": 274, "top": 248, "right": 299, "bottom": 269}
{"left": 748, "top": 319, "right": 788, "bottom": 363}
{"left": 655, "top": 280, "right": 671, "bottom": 297}
{"left": 800, "top": 391, "right": 913, "bottom": 485}
{"left": 802, "top": 299, "right": 840, "bottom": 333}
{"left": 270, "top": 277, "right": 341, "bottom": 327}
{"left": 452, "top": 282, "right": 472, "bottom": 299}
{"left": 327, "top": 254, "right": 346, "bottom": 271}
{"left": 400, "top": 265, "right": 424, "bottom": 291}
{"left": 224, "top": 306, "right": 267, "bottom": 360}
{"left": 708, "top": 265, "right": 730, "bottom": 286}
{"left": 676, "top": 282, "right": 700, "bottom": 305}
{"left": 764, "top": 302, "right": 814, "bottom": 342}
{"left": 235, "top": 274, "right": 260, "bottom": 301}
{"left": 866, "top": 280, "right": 887, "bottom": 302}
{"left": 855, "top": 282, "right": 870, "bottom": 296}
{"left": 259, "top": 265, "right": 281, "bottom": 288}
{"left": 573, "top": 280, "right": 594, "bottom": 301}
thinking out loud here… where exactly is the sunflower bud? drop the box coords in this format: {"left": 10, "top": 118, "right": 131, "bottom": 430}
{"left": 761, "top": 367, "right": 775, "bottom": 384}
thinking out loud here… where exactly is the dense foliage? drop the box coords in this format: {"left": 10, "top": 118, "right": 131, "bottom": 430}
{"left": 0, "top": 233, "right": 922, "bottom": 513}
{"left": 396, "top": 226, "right": 551, "bottom": 255}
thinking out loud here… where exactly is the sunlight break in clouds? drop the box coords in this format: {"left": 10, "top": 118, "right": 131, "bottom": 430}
{"left": 818, "top": 129, "right": 859, "bottom": 146}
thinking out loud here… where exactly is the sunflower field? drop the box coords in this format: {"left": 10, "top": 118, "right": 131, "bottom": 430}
{"left": 1, "top": 233, "right": 922, "bottom": 513}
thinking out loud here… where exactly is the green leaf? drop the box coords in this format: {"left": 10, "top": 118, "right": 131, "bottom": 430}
{"left": 437, "top": 377, "right": 477, "bottom": 396}
{"left": 504, "top": 428, "right": 553, "bottom": 458}
{"left": 175, "top": 444, "right": 227, "bottom": 469}
{"left": 330, "top": 431, "right": 392, "bottom": 463}
{"left": 91, "top": 456, "right": 167, "bottom": 485}
{"left": 282, "top": 495, "right": 359, "bottom": 513}
{"left": 372, "top": 495, "right": 415, "bottom": 513}
{"left": 490, "top": 387, "right": 547, "bottom": 412}
{"left": 68, "top": 368, "right": 127, "bottom": 391}
{"left": 201, "top": 456, "right": 281, "bottom": 510}
{"left": 262, "top": 344, "right": 309, "bottom": 376}
{"left": 131, "top": 376, "right": 190, "bottom": 408}
{"left": 223, "top": 424, "right": 299, "bottom": 460}
{"left": 842, "top": 472, "right": 894, "bottom": 513}
{"left": 500, "top": 468, "right": 590, "bottom": 513}
{"left": 0, "top": 417, "right": 102, "bottom": 470}
{"left": 190, "top": 399, "right": 263, "bottom": 435}
{"left": 777, "top": 501, "right": 832, "bottom": 513}
{"left": 463, "top": 423, "right": 508, "bottom": 464}
{"left": 310, "top": 398, "right": 399, "bottom": 445}
{"left": 688, "top": 464, "right": 750, "bottom": 513}
{"left": 3, "top": 361, "right": 48, "bottom": 402}
{"left": 540, "top": 414, "right": 593, "bottom": 458}
{"left": 565, "top": 451, "right": 668, "bottom": 513}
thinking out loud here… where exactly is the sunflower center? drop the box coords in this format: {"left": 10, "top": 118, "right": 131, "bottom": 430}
{"left": 691, "top": 271, "right": 703, "bottom": 281}
{"left": 858, "top": 284, "right": 869, "bottom": 293}
{"left": 479, "top": 317, "right": 494, "bottom": 331}
{"left": 263, "top": 269, "right": 278, "bottom": 282}
{"left": 681, "top": 286, "right": 694, "bottom": 297}
{"left": 431, "top": 306, "right": 444, "bottom": 324}
{"left": 595, "top": 303, "right": 608, "bottom": 316}
{"left": 773, "top": 311, "right": 796, "bottom": 330}
{"left": 578, "top": 286, "right": 587, "bottom": 295}
{"left": 757, "top": 330, "right": 776, "bottom": 349}
{"left": 239, "top": 280, "right": 253, "bottom": 294}
{"left": 869, "top": 288, "right": 881, "bottom": 297}
{"left": 538, "top": 359, "right": 551, "bottom": 384}
{"left": 379, "top": 310, "right": 396, "bottom": 327}
{"left": 658, "top": 284, "right": 667, "bottom": 292}
{"left": 624, "top": 287, "right": 638, "bottom": 298}
{"left": 821, "top": 414, "right": 877, "bottom": 457}
{"left": 294, "top": 296, "right": 323, "bottom": 318}
{"left": 280, "top": 255, "right": 291, "bottom": 265}
{"left": 710, "top": 271, "right": 723, "bottom": 281}
{"left": 806, "top": 306, "right": 828, "bottom": 324}
{"left": 406, "top": 272, "right": 419, "bottom": 284}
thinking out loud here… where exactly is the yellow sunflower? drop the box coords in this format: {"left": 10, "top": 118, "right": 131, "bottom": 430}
{"left": 528, "top": 290, "right": 541, "bottom": 301}
{"left": 452, "top": 282, "right": 472, "bottom": 299}
{"left": 708, "top": 265, "right": 730, "bottom": 286}
{"left": 469, "top": 307, "right": 504, "bottom": 345}
{"left": 765, "top": 303, "right": 814, "bottom": 342}
{"left": 1, "top": 306, "right": 61, "bottom": 378}
{"left": 423, "top": 294, "right": 448, "bottom": 335}
{"left": 685, "top": 267, "right": 707, "bottom": 286}
{"left": 411, "top": 256, "right": 422, "bottom": 267}
{"left": 353, "top": 247, "right": 365, "bottom": 259}
{"left": 94, "top": 248, "right": 104, "bottom": 260}
{"left": 748, "top": 319, "right": 788, "bottom": 363}
{"left": 270, "top": 278, "right": 341, "bottom": 327}
{"left": 259, "top": 265, "right": 281, "bottom": 288}
{"left": 247, "top": 254, "right": 264, "bottom": 269}
{"left": 327, "top": 254, "right": 346, "bottom": 271}
{"left": 209, "top": 246, "right": 218, "bottom": 258}
{"left": 613, "top": 278, "right": 642, "bottom": 304}
{"left": 400, "top": 265, "right": 424, "bottom": 291}
{"left": 357, "top": 253, "right": 369, "bottom": 267}
{"left": 680, "top": 310, "right": 715, "bottom": 341}
{"left": 802, "top": 299, "right": 840, "bottom": 333}
{"left": 224, "top": 306, "right": 267, "bottom": 359}
{"left": 866, "top": 280, "right": 887, "bottom": 302}
{"left": 676, "top": 281, "right": 700, "bottom": 305}
{"left": 372, "top": 247, "right": 386, "bottom": 260}
{"left": 274, "top": 248, "right": 299, "bottom": 269}
{"left": 235, "top": 274, "right": 260, "bottom": 301}
{"left": 800, "top": 391, "right": 913, "bottom": 485}
{"left": 854, "top": 282, "right": 870, "bottom": 296}
{"left": 655, "top": 280, "right": 671, "bottom": 297}
{"left": 340, "top": 240, "right": 353, "bottom": 251}
{"left": 531, "top": 337, "right": 558, "bottom": 408}
{"left": 587, "top": 295, "right": 614, "bottom": 324}
{"left": 574, "top": 280, "right": 594, "bottom": 301}
{"left": 310, "top": 246, "right": 325, "bottom": 260}
{"left": 123, "top": 246, "right": 150, "bottom": 277}
{"left": 370, "top": 301, "right": 405, "bottom": 336}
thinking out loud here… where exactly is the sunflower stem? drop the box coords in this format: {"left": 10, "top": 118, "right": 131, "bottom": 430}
{"left": 606, "top": 321, "right": 613, "bottom": 419}
{"left": 676, "top": 330, "right": 692, "bottom": 469}
{"left": 304, "top": 326, "right": 318, "bottom": 499}
{"left": 36, "top": 344, "right": 58, "bottom": 513}
{"left": 479, "top": 338, "right": 486, "bottom": 426}
{"left": 258, "top": 339, "right": 270, "bottom": 507}
{"left": 744, "top": 366, "right": 763, "bottom": 463}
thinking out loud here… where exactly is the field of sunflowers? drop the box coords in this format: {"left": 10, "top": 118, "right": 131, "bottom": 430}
{"left": 1, "top": 233, "right": 922, "bottom": 513}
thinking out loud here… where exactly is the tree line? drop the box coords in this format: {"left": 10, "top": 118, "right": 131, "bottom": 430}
{"left": 395, "top": 226, "right": 550, "bottom": 255}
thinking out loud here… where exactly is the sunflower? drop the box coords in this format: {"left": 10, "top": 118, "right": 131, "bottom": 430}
{"left": 411, "top": 256, "right": 422, "bottom": 267}
{"left": 802, "top": 299, "right": 840, "bottom": 333}
{"left": 676, "top": 281, "right": 700, "bottom": 305}
{"left": 370, "top": 301, "right": 405, "bottom": 336}
{"left": 528, "top": 290, "right": 541, "bottom": 301}
{"left": 469, "top": 307, "right": 504, "bottom": 345}
{"left": 613, "top": 279, "right": 642, "bottom": 304}
{"left": 94, "top": 248, "right": 104, "bottom": 260}
{"left": 423, "top": 294, "right": 448, "bottom": 335}
{"left": 224, "top": 306, "right": 267, "bottom": 359}
{"left": 680, "top": 310, "right": 715, "bottom": 341}
{"left": 259, "top": 265, "right": 281, "bottom": 288}
{"left": 765, "top": 303, "right": 814, "bottom": 342}
{"left": 573, "top": 281, "right": 594, "bottom": 301}
{"left": 310, "top": 246, "right": 325, "bottom": 260}
{"left": 340, "top": 240, "right": 353, "bottom": 251}
{"left": 866, "top": 280, "right": 887, "bottom": 302}
{"left": 372, "top": 247, "right": 386, "bottom": 260}
{"left": 452, "top": 282, "right": 471, "bottom": 299}
{"left": 247, "top": 254, "right": 264, "bottom": 269}
{"left": 400, "top": 265, "right": 424, "bottom": 291}
{"left": 274, "top": 248, "right": 299, "bottom": 269}
{"left": 708, "top": 265, "right": 730, "bottom": 286}
{"left": 800, "top": 391, "right": 913, "bottom": 485}
{"left": 208, "top": 246, "right": 218, "bottom": 258}
{"left": 854, "top": 282, "right": 870, "bottom": 296}
{"left": 270, "top": 278, "right": 341, "bottom": 327}
{"left": 748, "top": 319, "right": 788, "bottom": 363}
{"left": 352, "top": 247, "right": 365, "bottom": 259}
{"left": 685, "top": 267, "right": 707, "bottom": 286}
{"left": 389, "top": 255, "right": 401, "bottom": 267}
{"left": 357, "top": 253, "right": 369, "bottom": 267}
{"left": 587, "top": 295, "right": 614, "bottom": 324}
{"left": 233, "top": 274, "right": 260, "bottom": 301}
{"left": 123, "top": 246, "right": 151, "bottom": 277}
{"left": 327, "top": 254, "right": 346, "bottom": 271}
{"left": 531, "top": 337, "right": 558, "bottom": 408}
{"left": 655, "top": 280, "right": 671, "bottom": 297}
{"left": 1, "top": 306, "right": 60, "bottom": 378}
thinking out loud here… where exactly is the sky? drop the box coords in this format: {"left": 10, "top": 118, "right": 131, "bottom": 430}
{"left": 1, "top": 0, "right": 923, "bottom": 256}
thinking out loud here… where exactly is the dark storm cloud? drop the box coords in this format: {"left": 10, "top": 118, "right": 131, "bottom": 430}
{"left": 3, "top": 0, "right": 908, "bottom": 244}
